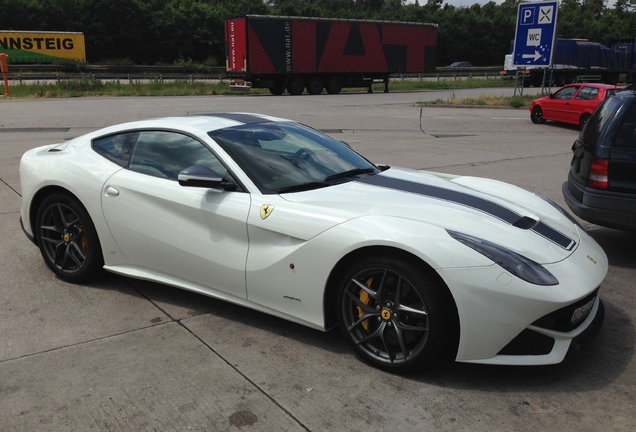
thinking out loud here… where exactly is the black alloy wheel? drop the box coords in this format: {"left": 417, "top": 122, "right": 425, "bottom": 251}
{"left": 36, "top": 193, "right": 103, "bottom": 283}
{"left": 337, "top": 256, "right": 456, "bottom": 372}
{"left": 531, "top": 106, "right": 546, "bottom": 124}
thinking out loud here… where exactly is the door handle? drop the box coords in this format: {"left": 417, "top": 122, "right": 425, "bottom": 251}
{"left": 105, "top": 186, "right": 120, "bottom": 197}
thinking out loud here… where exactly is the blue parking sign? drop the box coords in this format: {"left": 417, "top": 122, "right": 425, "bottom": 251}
{"left": 513, "top": 1, "right": 558, "bottom": 67}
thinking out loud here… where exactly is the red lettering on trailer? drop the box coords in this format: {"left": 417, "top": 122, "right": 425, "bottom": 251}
{"left": 246, "top": 25, "right": 276, "bottom": 74}
{"left": 318, "top": 23, "right": 387, "bottom": 73}
{"left": 382, "top": 25, "right": 436, "bottom": 71}
{"left": 292, "top": 21, "right": 316, "bottom": 72}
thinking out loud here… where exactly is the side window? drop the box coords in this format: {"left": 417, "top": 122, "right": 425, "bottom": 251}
{"left": 129, "top": 131, "right": 228, "bottom": 180}
{"left": 575, "top": 87, "right": 598, "bottom": 101}
{"left": 555, "top": 86, "right": 578, "bottom": 100}
{"left": 92, "top": 132, "right": 138, "bottom": 167}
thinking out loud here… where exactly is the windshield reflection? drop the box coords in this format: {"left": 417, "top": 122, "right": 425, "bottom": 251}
{"left": 209, "top": 122, "right": 379, "bottom": 193}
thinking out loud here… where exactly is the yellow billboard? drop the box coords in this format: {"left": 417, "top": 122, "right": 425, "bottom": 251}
{"left": 0, "top": 31, "right": 86, "bottom": 63}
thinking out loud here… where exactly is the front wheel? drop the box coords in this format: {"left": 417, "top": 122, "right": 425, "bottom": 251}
{"left": 337, "top": 255, "right": 457, "bottom": 372}
{"left": 531, "top": 106, "right": 546, "bottom": 124}
{"left": 579, "top": 113, "right": 591, "bottom": 130}
{"left": 35, "top": 193, "right": 104, "bottom": 283}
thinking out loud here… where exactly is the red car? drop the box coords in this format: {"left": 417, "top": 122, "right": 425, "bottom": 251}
{"left": 530, "top": 83, "right": 624, "bottom": 129}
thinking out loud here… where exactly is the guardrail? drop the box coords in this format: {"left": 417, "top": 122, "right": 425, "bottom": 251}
{"left": 4, "top": 64, "right": 503, "bottom": 82}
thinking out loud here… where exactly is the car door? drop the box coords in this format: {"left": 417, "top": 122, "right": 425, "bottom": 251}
{"left": 570, "top": 85, "right": 601, "bottom": 122}
{"left": 100, "top": 130, "right": 251, "bottom": 299}
{"left": 544, "top": 85, "right": 580, "bottom": 123}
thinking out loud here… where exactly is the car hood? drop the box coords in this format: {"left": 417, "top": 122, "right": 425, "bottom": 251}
{"left": 278, "top": 167, "right": 580, "bottom": 264}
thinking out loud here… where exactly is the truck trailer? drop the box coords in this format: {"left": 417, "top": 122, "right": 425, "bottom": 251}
{"left": 224, "top": 15, "right": 437, "bottom": 95}
{"left": 501, "top": 38, "right": 635, "bottom": 87}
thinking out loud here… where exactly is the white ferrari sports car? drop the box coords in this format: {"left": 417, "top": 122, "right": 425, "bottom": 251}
{"left": 20, "top": 113, "right": 607, "bottom": 372}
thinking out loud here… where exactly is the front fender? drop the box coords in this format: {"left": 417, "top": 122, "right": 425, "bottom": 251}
{"left": 244, "top": 214, "right": 492, "bottom": 330}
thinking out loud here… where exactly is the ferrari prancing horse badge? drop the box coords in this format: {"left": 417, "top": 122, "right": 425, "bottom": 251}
{"left": 260, "top": 204, "right": 274, "bottom": 220}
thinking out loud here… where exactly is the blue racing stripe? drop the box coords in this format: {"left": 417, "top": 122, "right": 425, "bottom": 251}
{"left": 357, "top": 174, "right": 575, "bottom": 250}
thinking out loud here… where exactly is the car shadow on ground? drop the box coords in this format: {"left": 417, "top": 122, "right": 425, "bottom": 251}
{"left": 587, "top": 225, "right": 636, "bottom": 269}
{"left": 101, "top": 266, "right": 633, "bottom": 393}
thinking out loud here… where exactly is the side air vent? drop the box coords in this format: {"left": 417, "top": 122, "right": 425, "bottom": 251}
{"left": 513, "top": 216, "right": 539, "bottom": 229}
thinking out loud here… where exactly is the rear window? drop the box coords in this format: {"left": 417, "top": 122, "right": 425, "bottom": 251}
{"left": 579, "top": 96, "right": 622, "bottom": 145}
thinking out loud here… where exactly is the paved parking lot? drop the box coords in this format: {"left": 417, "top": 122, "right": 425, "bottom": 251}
{"left": 1, "top": 89, "right": 634, "bottom": 431}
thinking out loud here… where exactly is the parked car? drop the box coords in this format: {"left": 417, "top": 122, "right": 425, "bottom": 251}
{"left": 563, "top": 90, "right": 636, "bottom": 231}
{"left": 448, "top": 61, "right": 472, "bottom": 67}
{"left": 20, "top": 113, "right": 607, "bottom": 371}
{"left": 530, "top": 83, "right": 624, "bottom": 129}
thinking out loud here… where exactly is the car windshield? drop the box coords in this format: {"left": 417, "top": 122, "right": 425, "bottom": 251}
{"left": 209, "top": 122, "right": 379, "bottom": 193}
{"left": 580, "top": 96, "right": 622, "bottom": 145}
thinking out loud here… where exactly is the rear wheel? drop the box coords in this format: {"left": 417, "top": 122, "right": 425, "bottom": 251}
{"left": 531, "top": 106, "right": 547, "bottom": 124}
{"left": 35, "top": 193, "right": 103, "bottom": 283}
{"left": 337, "top": 255, "right": 457, "bottom": 372}
{"left": 286, "top": 77, "right": 304, "bottom": 96}
{"left": 325, "top": 75, "right": 343, "bottom": 94}
{"left": 307, "top": 76, "right": 323, "bottom": 95}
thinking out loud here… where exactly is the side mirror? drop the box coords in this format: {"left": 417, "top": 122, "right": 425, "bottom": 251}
{"left": 178, "top": 165, "right": 238, "bottom": 191}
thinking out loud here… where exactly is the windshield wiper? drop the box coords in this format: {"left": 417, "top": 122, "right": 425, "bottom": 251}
{"left": 277, "top": 181, "right": 331, "bottom": 194}
{"left": 325, "top": 167, "right": 377, "bottom": 181}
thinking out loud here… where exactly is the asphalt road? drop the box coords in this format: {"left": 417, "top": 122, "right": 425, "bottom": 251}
{"left": 1, "top": 88, "right": 634, "bottom": 432}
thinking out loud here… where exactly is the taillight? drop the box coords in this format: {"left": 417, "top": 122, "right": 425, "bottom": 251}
{"left": 588, "top": 157, "right": 609, "bottom": 189}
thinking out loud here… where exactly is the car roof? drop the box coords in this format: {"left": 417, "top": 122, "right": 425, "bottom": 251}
{"left": 95, "top": 113, "right": 292, "bottom": 137}
{"left": 562, "top": 83, "right": 624, "bottom": 89}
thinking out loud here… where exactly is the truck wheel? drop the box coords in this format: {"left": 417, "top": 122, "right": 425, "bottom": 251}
{"left": 287, "top": 77, "right": 304, "bottom": 96}
{"left": 307, "top": 76, "right": 323, "bottom": 95}
{"left": 269, "top": 86, "right": 285, "bottom": 96}
{"left": 325, "top": 75, "right": 343, "bottom": 94}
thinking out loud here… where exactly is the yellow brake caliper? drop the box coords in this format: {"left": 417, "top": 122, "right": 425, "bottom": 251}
{"left": 357, "top": 277, "right": 373, "bottom": 332}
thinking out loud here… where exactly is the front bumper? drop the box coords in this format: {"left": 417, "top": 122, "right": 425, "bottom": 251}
{"left": 20, "top": 216, "right": 36, "bottom": 245}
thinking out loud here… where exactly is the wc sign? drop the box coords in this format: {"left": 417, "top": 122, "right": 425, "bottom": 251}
{"left": 512, "top": 1, "right": 558, "bottom": 67}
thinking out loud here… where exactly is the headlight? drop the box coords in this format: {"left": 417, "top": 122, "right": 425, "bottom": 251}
{"left": 447, "top": 230, "right": 559, "bottom": 286}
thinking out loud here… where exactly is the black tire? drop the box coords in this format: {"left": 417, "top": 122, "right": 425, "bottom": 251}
{"left": 531, "top": 106, "right": 546, "bottom": 124}
{"left": 325, "top": 75, "right": 343, "bottom": 94}
{"left": 286, "top": 77, "right": 304, "bottom": 96}
{"left": 337, "top": 255, "right": 457, "bottom": 372}
{"left": 579, "top": 113, "right": 591, "bottom": 130}
{"left": 35, "top": 193, "right": 104, "bottom": 283}
{"left": 307, "top": 76, "right": 323, "bottom": 95}
{"left": 269, "top": 86, "right": 285, "bottom": 96}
